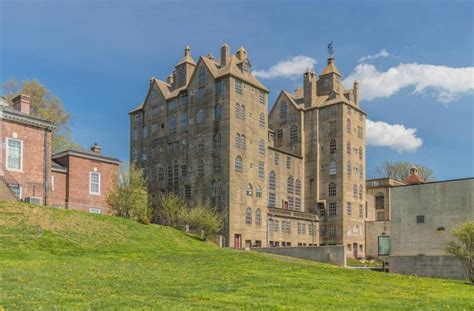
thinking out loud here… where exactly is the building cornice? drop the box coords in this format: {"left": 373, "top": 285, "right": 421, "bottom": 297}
{"left": 2, "top": 108, "right": 56, "bottom": 130}
{"left": 52, "top": 150, "right": 121, "bottom": 165}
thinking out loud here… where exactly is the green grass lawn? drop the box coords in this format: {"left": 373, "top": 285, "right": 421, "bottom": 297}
{"left": 1, "top": 202, "right": 472, "bottom": 310}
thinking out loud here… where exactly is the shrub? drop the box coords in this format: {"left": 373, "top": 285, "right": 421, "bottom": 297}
{"left": 107, "top": 165, "right": 152, "bottom": 224}
{"left": 185, "top": 201, "right": 223, "bottom": 239}
{"left": 156, "top": 193, "right": 188, "bottom": 229}
{"left": 446, "top": 221, "right": 474, "bottom": 283}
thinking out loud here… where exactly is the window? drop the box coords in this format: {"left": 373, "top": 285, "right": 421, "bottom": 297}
{"left": 295, "top": 197, "right": 301, "bottom": 211}
{"left": 359, "top": 184, "right": 363, "bottom": 199}
{"left": 180, "top": 95, "right": 189, "bottom": 109}
{"left": 168, "top": 100, "right": 176, "bottom": 111}
{"left": 416, "top": 215, "right": 425, "bottom": 224}
{"left": 89, "top": 172, "right": 101, "bottom": 195}
{"left": 168, "top": 116, "right": 176, "bottom": 135}
{"left": 235, "top": 156, "right": 243, "bottom": 173}
{"left": 274, "top": 152, "right": 279, "bottom": 165}
{"left": 359, "top": 147, "right": 363, "bottom": 160}
{"left": 357, "top": 126, "right": 363, "bottom": 138}
{"left": 245, "top": 207, "right": 252, "bottom": 224}
{"left": 346, "top": 118, "right": 351, "bottom": 133}
{"left": 320, "top": 224, "right": 327, "bottom": 236}
{"left": 273, "top": 220, "right": 279, "bottom": 232}
{"left": 295, "top": 179, "right": 301, "bottom": 196}
{"left": 213, "top": 155, "right": 221, "bottom": 174}
{"left": 359, "top": 164, "right": 363, "bottom": 179}
{"left": 6, "top": 138, "right": 23, "bottom": 171}
{"left": 10, "top": 185, "right": 22, "bottom": 199}
{"left": 197, "top": 110, "right": 205, "bottom": 124}
{"left": 329, "top": 105, "right": 337, "bottom": 115}
{"left": 235, "top": 79, "right": 242, "bottom": 95}
{"left": 89, "top": 208, "right": 101, "bottom": 214}
{"left": 142, "top": 146, "right": 147, "bottom": 161}
{"left": 181, "top": 165, "right": 187, "bottom": 177}
{"left": 255, "top": 209, "right": 262, "bottom": 226}
{"left": 259, "top": 92, "right": 265, "bottom": 105}
{"left": 198, "top": 159, "right": 204, "bottom": 176}
{"left": 213, "top": 133, "right": 221, "bottom": 151}
{"left": 347, "top": 160, "right": 351, "bottom": 176}
{"left": 377, "top": 212, "right": 385, "bottom": 221}
{"left": 240, "top": 105, "right": 246, "bottom": 120}
{"left": 235, "top": 103, "right": 241, "bottom": 119}
{"left": 269, "top": 171, "right": 276, "bottom": 207}
{"left": 287, "top": 176, "right": 294, "bottom": 194}
{"left": 167, "top": 163, "right": 173, "bottom": 189}
{"left": 353, "top": 184, "right": 358, "bottom": 198}
{"left": 359, "top": 205, "right": 364, "bottom": 218}
{"left": 247, "top": 183, "right": 253, "bottom": 196}
{"left": 198, "top": 66, "right": 206, "bottom": 85}
{"left": 235, "top": 133, "right": 241, "bottom": 148}
{"left": 309, "top": 224, "right": 315, "bottom": 236}
{"left": 286, "top": 156, "right": 291, "bottom": 169}
{"left": 329, "top": 202, "right": 337, "bottom": 217}
{"left": 288, "top": 196, "right": 294, "bottom": 210}
{"left": 241, "top": 135, "right": 246, "bottom": 150}
{"left": 242, "top": 61, "right": 250, "bottom": 73}
{"left": 198, "top": 87, "right": 205, "bottom": 100}
{"left": 215, "top": 80, "right": 222, "bottom": 99}
{"left": 214, "top": 104, "right": 222, "bottom": 121}
{"left": 180, "top": 112, "right": 188, "bottom": 127}
{"left": 142, "top": 125, "right": 147, "bottom": 139}
{"left": 133, "top": 128, "right": 138, "bottom": 140}
{"left": 330, "top": 140, "right": 336, "bottom": 155}
{"left": 375, "top": 193, "right": 384, "bottom": 209}
{"left": 328, "top": 183, "right": 336, "bottom": 196}
{"left": 258, "top": 161, "right": 264, "bottom": 180}
{"left": 319, "top": 205, "right": 326, "bottom": 217}
{"left": 158, "top": 167, "right": 164, "bottom": 181}
{"left": 185, "top": 185, "right": 192, "bottom": 199}
{"left": 276, "top": 129, "right": 283, "bottom": 142}
{"left": 259, "top": 139, "right": 265, "bottom": 155}
{"left": 280, "top": 102, "right": 288, "bottom": 124}
{"left": 173, "top": 161, "right": 179, "bottom": 191}
{"left": 259, "top": 112, "right": 265, "bottom": 128}
{"left": 329, "top": 161, "right": 336, "bottom": 176}
{"left": 347, "top": 141, "right": 351, "bottom": 155}
{"left": 329, "top": 121, "right": 336, "bottom": 134}
{"left": 347, "top": 202, "right": 352, "bottom": 216}
{"left": 329, "top": 224, "right": 336, "bottom": 237}
{"left": 256, "top": 185, "right": 262, "bottom": 198}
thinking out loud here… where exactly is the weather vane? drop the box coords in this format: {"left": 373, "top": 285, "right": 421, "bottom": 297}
{"left": 328, "top": 41, "right": 334, "bottom": 56}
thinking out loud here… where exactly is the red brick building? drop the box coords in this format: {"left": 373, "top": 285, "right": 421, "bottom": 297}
{"left": 0, "top": 94, "right": 120, "bottom": 214}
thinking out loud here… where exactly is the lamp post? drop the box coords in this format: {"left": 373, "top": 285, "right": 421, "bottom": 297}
{"left": 267, "top": 215, "right": 273, "bottom": 247}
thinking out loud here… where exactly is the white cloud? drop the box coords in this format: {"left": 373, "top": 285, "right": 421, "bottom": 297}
{"left": 366, "top": 119, "right": 423, "bottom": 152}
{"left": 344, "top": 63, "right": 474, "bottom": 103}
{"left": 358, "top": 49, "right": 390, "bottom": 62}
{"left": 253, "top": 56, "right": 317, "bottom": 79}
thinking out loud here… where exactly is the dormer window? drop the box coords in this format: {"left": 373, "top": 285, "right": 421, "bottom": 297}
{"left": 242, "top": 61, "right": 251, "bottom": 73}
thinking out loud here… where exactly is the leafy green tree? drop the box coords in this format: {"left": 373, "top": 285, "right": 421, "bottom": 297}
{"left": 107, "top": 165, "right": 152, "bottom": 224}
{"left": 1, "top": 79, "right": 78, "bottom": 152}
{"left": 446, "top": 222, "right": 474, "bottom": 283}
{"left": 185, "top": 201, "right": 223, "bottom": 239}
{"left": 156, "top": 193, "right": 188, "bottom": 229}
{"left": 371, "top": 161, "right": 435, "bottom": 181}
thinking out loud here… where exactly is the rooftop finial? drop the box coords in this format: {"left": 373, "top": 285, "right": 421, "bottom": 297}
{"left": 328, "top": 41, "right": 334, "bottom": 57}
{"left": 185, "top": 45, "right": 191, "bottom": 56}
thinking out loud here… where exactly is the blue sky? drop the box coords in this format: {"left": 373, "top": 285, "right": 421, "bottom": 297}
{"left": 1, "top": 0, "right": 473, "bottom": 180}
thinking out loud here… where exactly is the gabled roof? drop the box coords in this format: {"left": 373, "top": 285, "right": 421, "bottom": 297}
{"left": 129, "top": 102, "right": 144, "bottom": 114}
{"left": 404, "top": 173, "right": 425, "bottom": 185}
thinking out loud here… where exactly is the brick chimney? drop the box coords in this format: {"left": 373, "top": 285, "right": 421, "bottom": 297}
{"left": 12, "top": 94, "right": 31, "bottom": 115}
{"left": 90, "top": 143, "right": 101, "bottom": 154}
{"left": 220, "top": 43, "right": 230, "bottom": 67}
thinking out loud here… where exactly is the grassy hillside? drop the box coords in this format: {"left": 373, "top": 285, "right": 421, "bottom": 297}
{"left": 1, "top": 202, "right": 472, "bottom": 310}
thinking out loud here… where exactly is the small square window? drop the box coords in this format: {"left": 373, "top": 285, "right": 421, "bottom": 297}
{"left": 416, "top": 215, "right": 425, "bottom": 224}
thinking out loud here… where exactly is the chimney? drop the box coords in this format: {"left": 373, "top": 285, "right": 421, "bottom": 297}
{"left": 91, "top": 143, "right": 101, "bottom": 154}
{"left": 167, "top": 73, "right": 175, "bottom": 85}
{"left": 12, "top": 94, "right": 31, "bottom": 115}
{"left": 303, "top": 69, "right": 317, "bottom": 108}
{"left": 353, "top": 80, "right": 359, "bottom": 105}
{"left": 220, "top": 43, "right": 230, "bottom": 67}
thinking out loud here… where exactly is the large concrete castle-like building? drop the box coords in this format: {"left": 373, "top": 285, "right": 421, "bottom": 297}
{"left": 129, "top": 44, "right": 367, "bottom": 257}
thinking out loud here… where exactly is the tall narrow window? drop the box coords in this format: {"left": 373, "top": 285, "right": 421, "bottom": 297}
{"left": 295, "top": 179, "right": 301, "bottom": 196}
{"left": 346, "top": 119, "right": 351, "bottom": 133}
{"left": 245, "top": 207, "right": 252, "bottom": 224}
{"left": 255, "top": 209, "right": 262, "bottom": 226}
{"left": 89, "top": 172, "right": 101, "bottom": 195}
{"left": 235, "top": 133, "right": 241, "bottom": 148}
{"left": 214, "top": 104, "right": 222, "bottom": 121}
{"left": 353, "top": 184, "right": 358, "bottom": 198}
{"left": 199, "top": 65, "right": 205, "bottom": 85}
{"left": 280, "top": 102, "right": 288, "bottom": 124}
{"left": 274, "top": 152, "right": 279, "bottom": 165}
{"left": 173, "top": 161, "right": 179, "bottom": 191}
{"left": 197, "top": 110, "right": 205, "bottom": 124}
{"left": 215, "top": 80, "right": 222, "bottom": 99}
{"left": 213, "top": 155, "right": 221, "bottom": 174}
{"left": 259, "top": 139, "right": 265, "bottom": 155}
{"left": 286, "top": 156, "right": 291, "bottom": 169}
{"left": 290, "top": 125, "right": 298, "bottom": 144}
{"left": 328, "top": 183, "right": 336, "bottom": 196}
{"left": 158, "top": 167, "right": 164, "bottom": 181}
{"left": 167, "top": 163, "right": 173, "bottom": 190}
{"left": 359, "top": 147, "right": 363, "bottom": 160}
{"left": 235, "top": 79, "right": 242, "bottom": 95}
{"left": 213, "top": 132, "right": 221, "bottom": 151}
{"left": 142, "top": 125, "right": 148, "bottom": 139}
{"left": 258, "top": 161, "right": 264, "bottom": 180}
{"left": 6, "top": 138, "right": 22, "bottom": 171}
{"left": 329, "top": 202, "right": 337, "bottom": 217}
{"left": 256, "top": 185, "right": 262, "bottom": 198}
{"left": 347, "top": 202, "right": 352, "bottom": 216}
{"left": 269, "top": 171, "right": 276, "bottom": 190}
{"left": 240, "top": 105, "right": 246, "bottom": 120}
{"left": 287, "top": 176, "right": 294, "bottom": 194}
{"left": 246, "top": 183, "right": 253, "bottom": 196}
{"left": 329, "top": 121, "right": 336, "bottom": 134}
{"left": 269, "top": 171, "right": 276, "bottom": 207}
{"left": 259, "top": 112, "right": 265, "bottom": 128}
{"left": 180, "top": 112, "right": 188, "bottom": 128}
{"left": 329, "top": 160, "right": 337, "bottom": 175}
{"left": 359, "top": 164, "right": 363, "bottom": 179}
{"left": 198, "top": 159, "right": 204, "bottom": 176}
{"left": 235, "top": 103, "right": 241, "bottom": 119}
{"left": 347, "top": 160, "right": 352, "bottom": 176}
{"left": 330, "top": 140, "right": 336, "bottom": 155}
{"left": 347, "top": 141, "right": 351, "bottom": 155}
{"left": 359, "top": 184, "right": 363, "bottom": 200}
{"left": 235, "top": 156, "right": 243, "bottom": 173}
{"left": 241, "top": 135, "right": 246, "bottom": 150}
{"left": 259, "top": 92, "right": 265, "bottom": 105}
{"left": 168, "top": 116, "right": 176, "bottom": 135}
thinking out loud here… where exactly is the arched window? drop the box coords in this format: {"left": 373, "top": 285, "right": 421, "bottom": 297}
{"left": 198, "top": 159, "right": 204, "bottom": 176}
{"left": 359, "top": 147, "right": 363, "bottom": 160}
{"left": 173, "top": 160, "right": 179, "bottom": 190}
{"left": 197, "top": 110, "right": 205, "bottom": 124}
{"left": 255, "top": 208, "right": 262, "bottom": 226}
{"left": 213, "top": 155, "right": 221, "bottom": 174}
{"left": 158, "top": 167, "right": 164, "bottom": 181}
{"left": 235, "top": 103, "right": 241, "bottom": 119}
{"left": 359, "top": 184, "right": 363, "bottom": 199}
{"left": 167, "top": 163, "right": 173, "bottom": 189}
{"left": 246, "top": 183, "right": 253, "bottom": 196}
{"left": 346, "top": 118, "right": 351, "bottom": 133}
{"left": 329, "top": 161, "right": 337, "bottom": 175}
{"left": 168, "top": 116, "right": 176, "bottom": 135}
{"left": 180, "top": 112, "right": 188, "bottom": 127}
{"left": 259, "top": 112, "right": 265, "bottom": 128}
{"left": 259, "top": 139, "right": 265, "bottom": 155}
{"left": 328, "top": 183, "right": 336, "bottom": 196}
{"left": 295, "top": 179, "right": 301, "bottom": 196}
{"left": 330, "top": 140, "right": 336, "bottom": 154}
{"left": 269, "top": 171, "right": 276, "bottom": 191}
{"left": 347, "top": 160, "right": 352, "bottom": 176}
{"left": 245, "top": 207, "right": 252, "bottom": 225}
{"left": 280, "top": 102, "right": 288, "bottom": 123}
{"left": 290, "top": 125, "right": 298, "bottom": 144}
{"left": 287, "top": 176, "right": 294, "bottom": 194}
{"left": 347, "top": 141, "right": 351, "bottom": 155}
{"left": 235, "top": 133, "right": 241, "bottom": 148}
{"left": 353, "top": 184, "right": 358, "bottom": 198}
{"left": 241, "top": 135, "right": 246, "bottom": 150}
{"left": 213, "top": 132, "right": 221, "bottom": 151}
{"left": 214, "top": 104, "right": 222, "bottom": 121}
{"left": 235, "top": 156, "right": 243, "bottom": 173}
{"left": 240, "top": 105, "right": 246, "bottom": 120}
{"left": 375, "top": 192, "right": 384, "bottom": 209}
{"left": 256, "top": 185, "right": 262, "bottom": 198}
